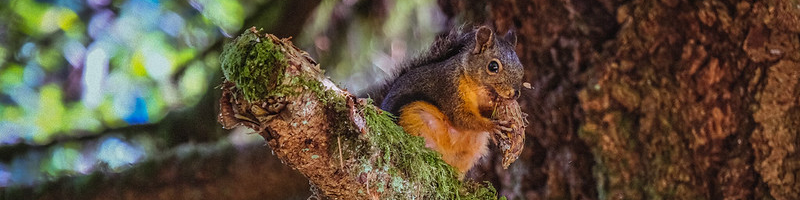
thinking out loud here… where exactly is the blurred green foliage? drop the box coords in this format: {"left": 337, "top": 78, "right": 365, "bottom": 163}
{"left": 0, "top": 0, "right": 447, "bottom": 191}
{"left": 0, "top": 0, "right": 248, "bottom": 146}
{"left": 0, "top": 0, "right": 249, "bottom": 187}
{"left": 300, "top": 0, "right": 445, "bottom": 93}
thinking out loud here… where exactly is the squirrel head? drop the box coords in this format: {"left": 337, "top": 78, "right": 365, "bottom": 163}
{"left": 462, "top": 26, "right": 523, "bottom": 100}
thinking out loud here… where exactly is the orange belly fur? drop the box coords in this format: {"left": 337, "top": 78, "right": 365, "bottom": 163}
{"left": 398, "top": 101, "right": 490, "bottom": 175}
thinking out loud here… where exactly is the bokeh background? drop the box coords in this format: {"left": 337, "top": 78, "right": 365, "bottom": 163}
{"left": 5, "top": 0, "right": 799, "bottom": 199}
{"left": 0, "top": 0, "right": 447, "bottom": 199}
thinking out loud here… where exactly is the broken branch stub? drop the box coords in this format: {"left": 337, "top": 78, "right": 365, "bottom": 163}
{"left": 216, "top": 27, "right": 500, "bottom": 199}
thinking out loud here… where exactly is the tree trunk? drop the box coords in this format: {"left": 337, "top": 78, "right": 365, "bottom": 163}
{"left": 444, "top": 0, "right": 800, "bottom": 199}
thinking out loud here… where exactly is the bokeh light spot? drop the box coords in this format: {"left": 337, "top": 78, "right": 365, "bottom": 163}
{"left": 82, "top": 44, "right": 109, "bottom": 109}
{"left": 194, "top": 0, "right": 243, "bottom": 35}
{"left": 36, "top": 48, "right": 63, "bottom": 71}
{"left": 11, "top": 152, "right": 43, "bottom": 186}
{"left": 48, "top": 144, "right": 81, "bottom": 176}
{"left": 62, "top": 40, "right": 86, "bottom": 68}
{"left": 12, "top": 0, "right": 49, "bottom": 35}
{"left": 40, "top": 8, "right": 64, "bottom": 34}
{"left": 57, "top": 8, "right": 79, "bottom": 31}
{"left": 0, "top": 164, "right": 10, "bottom": 187}
{"left": 97, "top": 137, "right": 144, "bottom": 171}
{"left": 0, "top": 64, "right": 25, "bottom": 89}
{"left": 0, "top": 121, "right": 23, "bottom": 145}
{"left": 159, "top": 11, "right": 185, "bottom": 37}
{"left": 87, "top": 9, "right": 115, "bottom": 39}
{"left": 35, "top": 84, "right": 66, "bottom": 144}
{"left": 131, "top": 50, "right": 148, "bottom": 77}
{"left": 124, "top": 97, "right": 149, "bottom": 125}
{"left": 179, "top": 62, "right": 207, "bottom": 105}
{"left": 23, "top": 64, "right": 45, "bottom": 87}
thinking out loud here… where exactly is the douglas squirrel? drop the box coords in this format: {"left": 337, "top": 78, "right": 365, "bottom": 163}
{"left": 362, "top": 26, "right": 523, "bottom": 175}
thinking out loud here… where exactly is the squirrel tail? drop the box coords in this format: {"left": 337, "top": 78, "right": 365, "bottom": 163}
{"left": 358, "top": 24, "right": 475, "bottom": 106}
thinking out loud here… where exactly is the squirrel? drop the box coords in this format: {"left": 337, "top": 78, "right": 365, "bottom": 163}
{"left": 362, "top": 26, "right": 523, "bottom": 175}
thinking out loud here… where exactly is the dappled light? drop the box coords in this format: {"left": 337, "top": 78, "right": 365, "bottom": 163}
{"left": 1, "top": 0, "right": 242, "bottom": 188}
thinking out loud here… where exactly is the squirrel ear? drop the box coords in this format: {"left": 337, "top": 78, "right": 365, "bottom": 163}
{"left": 473, "top": 26, "right": 494, "bottom": 54}
{"left": 504, "top": 30, "right": 517, "bottom": 47}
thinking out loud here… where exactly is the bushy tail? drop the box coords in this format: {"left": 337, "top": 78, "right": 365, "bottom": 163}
{"left": 357, "top": 24, "right": 474, "bottom": 107}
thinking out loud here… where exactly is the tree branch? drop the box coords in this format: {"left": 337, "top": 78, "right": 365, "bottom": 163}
{"left": 216, "top": 27, "right": 502, "bottom": 199}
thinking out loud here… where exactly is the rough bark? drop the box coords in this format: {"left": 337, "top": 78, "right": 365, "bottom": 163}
{"left": 442, "top": 0, "right": 615, "bottom": 198}
{"left": 445, "top": 0, "right": 800, "bottom": 199}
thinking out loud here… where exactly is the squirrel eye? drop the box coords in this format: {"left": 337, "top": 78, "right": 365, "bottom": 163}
{"left": 487, "top": 60, "right": 500, "bottom": 74}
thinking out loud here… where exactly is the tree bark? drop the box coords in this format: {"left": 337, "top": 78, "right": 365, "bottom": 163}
{"left": 444, "top": 0, "right": 800, "bottom": 199}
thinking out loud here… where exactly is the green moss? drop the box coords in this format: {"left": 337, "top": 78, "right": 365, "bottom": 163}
{"left": 220, "top": 29, "right": 287, "bottom": 101}
{"left": 360, "top": 106, "right": 499, "bottom": 199}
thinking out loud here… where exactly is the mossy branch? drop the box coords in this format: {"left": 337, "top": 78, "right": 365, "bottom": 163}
{"left": 217, "top": 27, "right": 500, "bottom": 199}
